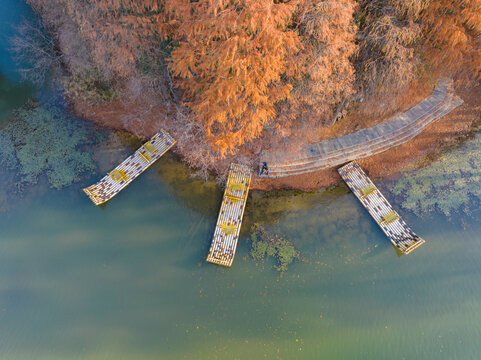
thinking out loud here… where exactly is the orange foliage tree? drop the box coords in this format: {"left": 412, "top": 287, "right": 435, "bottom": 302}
{"left": 284, "top": 0, "right": 357, "bottom": 127}
{"left": 168, "top": 0, "right": 300, "bottom": 155}
{"left": 421, "top": 0, "right": 481, "bottom": 78}
{"left": 30, "top": 0, "right": 481, "bottom": 160}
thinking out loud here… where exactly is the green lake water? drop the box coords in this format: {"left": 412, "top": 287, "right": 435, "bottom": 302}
{"left": 2, "top": 2, "right": 481, "bottom": 359}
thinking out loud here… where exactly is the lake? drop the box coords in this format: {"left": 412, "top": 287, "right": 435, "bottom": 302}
{"left": 1, "top": 1, "right": 481, "bottom": 359}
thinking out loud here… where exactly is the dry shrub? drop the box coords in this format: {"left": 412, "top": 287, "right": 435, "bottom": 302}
{"left": 421, "top": 0, "right": 481, "bottom": 80}
{"left": 168, "top": 107, "right": 230, "bottom": 182}
{"left": 10, "top": 18, "right": 62, "bottom": 86}
{"left": 356, "top": 0, "right": 422, "bottom": 116}
{"left": 28, "top": 0, "right": 172, "bottom": 79}
{"left": 282, "top": 0, "right": 357, "bottom": 128}
{"left": 63, "top": 68, "right": 119, "bottom": 104}
{"left": 392, "top": 0, "right": 429, "bottom": 20}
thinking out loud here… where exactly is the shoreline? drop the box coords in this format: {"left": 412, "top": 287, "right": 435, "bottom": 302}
{"left": 251, "top": 81, "right": 481, "bottom": 191}
{"left": 73, "top": 81, "right": 480, "bottom": 192}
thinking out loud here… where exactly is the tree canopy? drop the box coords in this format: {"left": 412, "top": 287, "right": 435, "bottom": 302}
{"left": 168, "top": 0, "right": 300, "bottom": 154}
{"left": 27, "top": 0, "right": 481, "bottom": 156}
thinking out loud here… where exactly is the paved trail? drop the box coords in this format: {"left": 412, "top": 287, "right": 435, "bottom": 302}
{"left": 260, "top": 79, "right": 463, "bottom": 178}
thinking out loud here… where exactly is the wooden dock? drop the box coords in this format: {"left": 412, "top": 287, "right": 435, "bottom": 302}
{"left": 207, "top": 163, "right": 252, "bottom": 267}
{"left": 338, "top": 161, "right": 425, "bottom": 254}
{"left": 83, "top": 129, "right": 175, "bottom": 205}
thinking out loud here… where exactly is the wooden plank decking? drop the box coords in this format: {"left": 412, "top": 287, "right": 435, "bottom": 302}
{"left": 338, "top": 161, "right": 425, "bottom": 254}
{"left": 207, "top": 164, "right": 252, "bottom": 267}
{"left": 83, "top": 129, "right": 175, "bottom": 205}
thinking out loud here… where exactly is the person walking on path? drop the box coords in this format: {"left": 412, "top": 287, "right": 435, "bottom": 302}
{"left": 260, "top": 162, "right": 269, "bottom": 176}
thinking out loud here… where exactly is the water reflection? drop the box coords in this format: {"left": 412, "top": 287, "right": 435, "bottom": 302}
{"left": 0, "top": 74, "right": 33, "bottom": 123}
{"left": 154, "top": 153, "right": 223, "bottom": 218}
{"left": 3, "top": 113, "right": 481, "bottom": 360}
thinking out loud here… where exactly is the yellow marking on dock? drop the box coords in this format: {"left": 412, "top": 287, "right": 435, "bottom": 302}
{"left": 360, "top": 184, "right": 376, "bottom": 198}
{"left": 142, "top": 141, "right": 157, "bottom": 153}
{"left": 225, "top": 194, "right": 244, "bottom": 202}
{"left": 207, "top": 163, "right": 252, "bottom": 267}
{"left": 83, "top": 129, "right": 175, "bottom": 205}
{"left": 109, "top": 169, "right": 128, "bottom": 182}
{"left": 338, "top": 161, "right": 425, "bottom": 254}
{"left": 219, "top": 223, "right": 238, "bottom": 235}
{"left": 380, "top": 210, "right": 400, "bottom": 225}
{"left": 138, "top": 151, "right": 152, "bottom": 162}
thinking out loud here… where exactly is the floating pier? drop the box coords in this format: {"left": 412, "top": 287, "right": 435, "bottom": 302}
{"left": 83, "top": 129, "right": 175, "bottom": 205}
{"left": 207, "top": 163, "right": 252, "bottom": 267}
{"left": 338, "top": 161, "right": 425, "bottom": 254}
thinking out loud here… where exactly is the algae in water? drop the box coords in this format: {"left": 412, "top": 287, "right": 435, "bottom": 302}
{"left": 250, "top": 224, "right": 299, "bottom": 272}
{"left": 0, "top": 132, "right": 17, "bottom": 169}
{"left": 392, "top": 134, "right": 481, "bottom": 216}
{"left": 0, "top": 101, "right": 97, "bottom": 189}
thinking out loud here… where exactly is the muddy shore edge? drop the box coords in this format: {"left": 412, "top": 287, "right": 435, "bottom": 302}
{"left": 75, "top": 82, "right": 481, "bottom": 191}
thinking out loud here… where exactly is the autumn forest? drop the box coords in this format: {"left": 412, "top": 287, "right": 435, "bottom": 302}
{"left": 25, "top": 0, "right": 481, "bottom": 168}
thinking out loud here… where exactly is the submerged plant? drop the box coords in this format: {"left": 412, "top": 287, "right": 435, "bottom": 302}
{"left": 250, "top": 224, "right": 299, "bottom": 272}
{"left": 0, "top": 101, "right": 97, "bottom": 189}
{"left": 392, "top": 133, "right": 481, "bottom": 217}
{"left": 0, "top": 132, "right": 17, "bottom": 169}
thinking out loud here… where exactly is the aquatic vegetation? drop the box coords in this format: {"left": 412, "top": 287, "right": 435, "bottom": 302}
{"left": 0, "top": 101, "right": 97, "bottom": 189}
{"left": 114, "top": 130, "right": 144, "bottom": 150}
{"left": 153, "top": 153, "right": 222, "bottom": 217}
{"left": 250, "top": 224, "right": 299, "bottom": 272}
{"left": 392, "top": 134, "right": 481, "bottom": 216}
{"left": 0, "top": 132, "right": 17, "bottom": 169}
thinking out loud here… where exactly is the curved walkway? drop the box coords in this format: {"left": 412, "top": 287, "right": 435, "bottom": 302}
{"left": 260, "top": 79, "right": 464, "bottom": 178}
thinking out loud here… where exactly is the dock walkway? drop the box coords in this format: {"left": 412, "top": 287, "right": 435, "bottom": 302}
{"left": 338, "top": 161, "right": 425, "bottom": 254}
{"left": 83, "top": 129, "right": 175, "bottom": 205}
{"left": 207, "top": 164, "right": 252, "bottom": 267}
